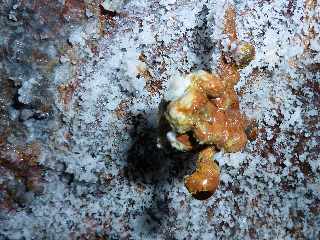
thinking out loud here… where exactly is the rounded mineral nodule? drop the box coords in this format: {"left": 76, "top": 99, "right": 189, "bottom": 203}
{"left": 184, "top": 148, "right": 220, "bottom": 200}
{"left": 233, "top": 41, "right": 255, "bottom": 68}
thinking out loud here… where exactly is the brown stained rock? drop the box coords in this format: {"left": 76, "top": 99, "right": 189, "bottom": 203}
{"left": 309, "top": 199, "right": 320, "bottom": 215}
{"left": 0, "top": 142, "right": 43, "bottom": 209}
{"left": 115, "top": 99, "right": 130, "bottom": 119}
{"left": 61, "top": 0, "right": 86, "bottom": 22}
{"left": 98, "top": 4, "right": 122, "bottom": 36}
{"left": 31, "top": 50, "right": 50, "bottom": 65}
{"left": 21, "top": 1, "right": 81, "bottom": 36}
{"left": 145, "top": 78, "right": 163, "bottom": 96}
{"left": 245, "top": 120, "right": 259, "bottom": 141}
{"left": 88, "top": 40, "right": 100, "bottom": 56}
{"left": 137, "top": 64, "right": 163, "bottom": 96}
{"left": 57, "top": 80, "right": 79, "bottom": 110}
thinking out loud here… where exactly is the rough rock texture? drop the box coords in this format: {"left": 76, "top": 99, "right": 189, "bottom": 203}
{"left": 0, "top": 0, "right": 319, "bottom": 239}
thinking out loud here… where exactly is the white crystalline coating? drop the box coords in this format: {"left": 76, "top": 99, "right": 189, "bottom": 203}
{"left": 3, "top": 0, "right": 320, "bottom": 239}
{"left": 18, "top": 78, "right": 38, "bottom": 104}
{"left": 164, "top": 74, "right": 191, "bottom": 101}
{"left": 166, "top": 131, "right": 177, "bottom": 143}
{"left": 287, "top": 106, "right": 303, "bottom": 127}
{"left": 166, "top": 131, "right": 180, "bottom": 148}
{"left": 220, "top": 172, "right": 232, "bottom": 184}
{"left": 176, "top": 7, "right": 197, "bottom": 29}
{"left": 59, "top": 55, "right": 69, "bottom": 63}
{"left": 101, "top": 0, "right": 125, "bottom": 12}
{"left": 139, "top": 22, "right": 155, "bottom": 45}
{"left": 166, "top": 131, "right": 191, "bottom": 151}
{"left": 226, "top": 152, "right": 247, "bottom": 168}
{"left": 159, "top": 0, "right": 176, "bottom": 6}
{"left": 214, "top": 150, "right": 226, "bottom": 166}
{"left": 215, "top": 151, "right": 247, "bottom": 169}
{"left": 68, "top": 28, "right": 87, "bottom": 47}
{"left": 230, "top": 41, "right": 238, "bottom": 51}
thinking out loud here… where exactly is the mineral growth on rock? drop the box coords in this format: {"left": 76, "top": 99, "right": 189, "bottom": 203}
{"left": 0, "top": 0, "right": 319, "bottom": 239}
{"left": 160, "top": 5, "right": 256, "bottom": 199}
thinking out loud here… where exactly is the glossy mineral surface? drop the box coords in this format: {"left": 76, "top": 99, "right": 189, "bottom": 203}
{"left": 184, "top": 147, "right": 220, "bottom": 200}
{"left": 0, "top": 0, "right": 319, "bottom": 239}
{"left": 164, "top": 5, "right": 254, "bottom": 199}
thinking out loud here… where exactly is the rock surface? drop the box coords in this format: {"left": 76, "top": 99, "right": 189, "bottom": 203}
{"left": 0, "top": 0, "right": 319, "bottom": 239}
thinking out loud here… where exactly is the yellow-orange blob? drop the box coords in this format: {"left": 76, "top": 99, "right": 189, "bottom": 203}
{"left": 160, "top": 4, "right": 256, "bottom": 200}
{"left": 184, "top": 147, "right": 220, "bottom": 200}
{"left": 192, "top": 71, "right": 225, "bottom": 98}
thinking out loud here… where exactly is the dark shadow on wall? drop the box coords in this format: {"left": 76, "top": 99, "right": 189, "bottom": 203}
{"left": 189, "top": 4, "right": 215, "bottom": 72}
{"left": 135, "top": 190, "right": 178, "bottom": 239}
{"left": 124, "top": 110, "right": 197, "bottom": 237}
{"left": 124, "top": 111, "right": 196, "bottom": 186}
{"left": 124, "top": 6, "right": 216, "bottom": 187}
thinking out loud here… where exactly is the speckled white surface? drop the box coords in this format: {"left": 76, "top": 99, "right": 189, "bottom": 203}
{"left": 0, "top": 0, "right": 319, "bottom": 239}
